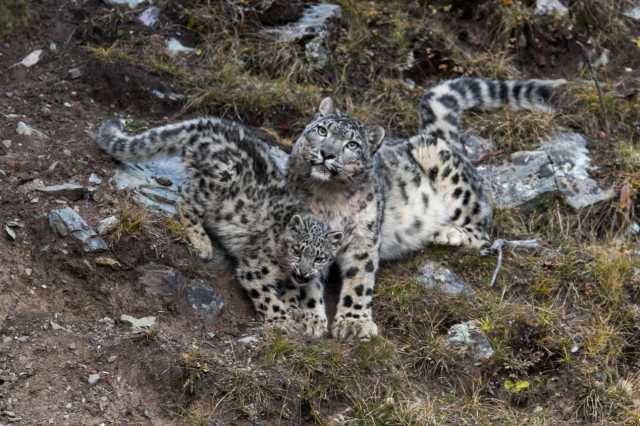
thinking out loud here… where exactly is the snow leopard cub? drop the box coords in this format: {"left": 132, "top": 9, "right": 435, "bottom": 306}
{"left": 96, "top": 118, "right": 347, "bottom": 336}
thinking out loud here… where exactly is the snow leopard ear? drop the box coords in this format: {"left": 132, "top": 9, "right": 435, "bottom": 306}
{"left": 325, "top": 231, "right": 344, "bottom": 250}
{"left": 290, "top": 214, "right": 306, "bottom": 233}
{"left": 318, "top": 97, "right": 336, "bottom": 116}
{"left": 366, "top": 125, "right": 385, "bottom": 152}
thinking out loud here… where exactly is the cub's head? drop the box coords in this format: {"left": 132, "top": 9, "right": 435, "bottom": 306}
{"left": 290, "top": 98, "right": 385, "bottom": 185}
{"left": 283, "top": 213, "right": 346, "bottom": 287}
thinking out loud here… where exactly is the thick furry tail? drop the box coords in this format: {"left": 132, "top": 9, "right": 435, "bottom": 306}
{"left": 418, "top": 77, "right": 566, "bottom": 133}
{"left": 95, "top": 118, "right": 226, "bottom": 162}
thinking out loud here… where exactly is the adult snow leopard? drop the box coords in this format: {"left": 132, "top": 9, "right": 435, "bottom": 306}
{"left": 288, "top": 77, "right": 565, "bottom": 339}
{"left": 96, "top": 118, "right": 348, "bottom": 336}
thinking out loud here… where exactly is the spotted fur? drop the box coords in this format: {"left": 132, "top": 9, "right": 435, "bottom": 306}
{"left": 96, "top": 118, "right": 347, "bottom": 336}
{"left": 418, "top": 77, "right": 566, "bottom": 155}
{"left": 376, "top": 77, "right": 565, "bottom": 259}
{"left": 287, "top": 78, "right": 564, "bottom": 338}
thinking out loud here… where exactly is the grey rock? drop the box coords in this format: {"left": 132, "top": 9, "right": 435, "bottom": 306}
{"left": 114, "top": 158, "right": 186, "bottom": 216}
{"left": 138, "top": 6, "right": 160, "bottom": 28}
{"left": 88, "top": 373, "right": 101, "bottom": 385}
{"left": 16, "top": 121, "right": 48, "bottom": 139}
{"left": 68, "top": 67, "right": 82, "bottom": 80}
{"left": 185, "top": 281, "right": 225, "bottom": 323}
{"left": 262, "top": 4, "right": 341, "bottom": 42}
{"left": 88, "top": 173, "right": 102, "bottom": 185}
{"left": 139, "top": 264, "right": 225, "bottom": 323}
{"left": 120, "top": 314, "right": 156, "bottom": 332}
{"left": 48, "top": 207, "right": 108, "bottom": 252}
{"left": 446, "top": 321, "right": 494, "bottom": 362}
{"left": 96, "top": 216, "right": 119, "bottom": 236}
{"left": 238, "top": 335, "right": 260, "bottom": 345}
{"left": 151, "top": 89, "right": 185, "bottom": 102}
{"left": 166, "top": 38, "right": 195, "bottom": 57}
{"left": 14, "top": 49, "right": 43, "bottom": 68}
{"left": 541, "top": 132, "right": 615, "bottom": 209}
{"left": 105, "top": 0, "right": 146, "bottom": 8}
{"left": 461, "top": 133, "right": 494, "bottom": 163}
{"left": 305, "top": 34, "right": 330, "bottom": 69}
{"left": 479, "top": 150, "right": 555, "bottom": 209}
{"left": 624, "top": 4, "right": 640, "bottom": 20}
{"left": 1, "top": 140, "right": 11, "bottom": 149}
{"left": 535, "top": 0, "right": 568, "bottom": 16}
{"left": 418, "top": 261, "right": 475, "bottom": 296}
{"left": 4, "top": 226, "right": 16, "bottom": 241}
{"left": 478, "top": 132, "right": 613, "bottom": 210}
{"left": 37, "top": 182, "right": 90, "bottom": 200}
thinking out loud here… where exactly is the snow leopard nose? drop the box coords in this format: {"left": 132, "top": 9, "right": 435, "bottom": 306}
{"left": 320, "top": 149, "right": 336, "bottom": 161}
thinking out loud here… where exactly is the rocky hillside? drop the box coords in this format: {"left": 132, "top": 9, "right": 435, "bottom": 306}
{"left": 1, "top": 0, "right": 640, "bottom": 424}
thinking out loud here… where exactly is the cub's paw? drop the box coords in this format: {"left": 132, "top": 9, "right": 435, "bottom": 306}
{"left": 264, "top": 309, "right": 308, "bottom": 335}
{"left": 300, "top": 313, "right": 328, "bottom": 338}
{"left": 331, "top": 315, "right": 378, "bottom": 340}
{"left": 265, "top": 315, "right": 304, "bottom": 335}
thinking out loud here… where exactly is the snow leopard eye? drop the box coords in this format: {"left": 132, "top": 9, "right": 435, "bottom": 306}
{"left": 316, "top": 126, "right": 328, "bottom": 137}
{"left": 346, "top": 141, "right": 360, "bottom": 151}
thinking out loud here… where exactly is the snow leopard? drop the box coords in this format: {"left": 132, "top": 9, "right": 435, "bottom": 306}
{"left": 96, "top": 118, "right": 348, "bottom": 336}
{"left": 288, "top": 77, "right": 565, "bottom": 339}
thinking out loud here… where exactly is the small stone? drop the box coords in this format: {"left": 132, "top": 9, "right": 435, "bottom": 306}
{"left": 153, "top": 176, "right": 173, "bottom": 187}
{"left": 238, "top": 335, "right": 259, "bottom": 345}
{"left": 418, "top": 261, "right": 475, "bottom": 296}
{"left": 120, "top": 314, "right": 156, "bottom": 332}
{"left": 166, "top": 38, "right": 196, "bottom": 57}
{"left": 49, "top": 42, "right": 57, "bottom": 52}
{"left": 305, "top": 34, "right": 330, "bottom": 69}
{"left": 50, "top": 321, "right": 68, "bottom": 332}
{"left": 446, "top": 321, "right": 494, "bottom": 363}
{"left": 88, "top": 173, "right": 102, "bottom": 185}
{"left": 105, "top": 0, "right": 146, "bottom": 7}
{"left": 96, "top": 216, "right": 119, "bottom": 235}
{"left": 4, "top": 226, "right": 16, "bottom": 241}
{"left": 16, "top": 122, "right": 48, "bottom": 139}
{"left": 88, "top": 373, "right": 101, "bottom": 385}
{"left": 48, "top": 207, "right": 108, "bottom": 252}
{"left": 24, "top": 268, "right": 32, "bottom": 276}
{"left": 68, "top": 67, "right": 82, "bottom": 80}
{"left": 262, "top": 4, "right": 342, "bottom": 42}
{"left": 107, "top": 355, "right": 117, "bottom": 363}
{"left": 138, "top": 6, "right": 160, "bottom": 27}
{"left": 95, "top": 257, "right": 121, "bottom": 269}
{"left": 37, "top": 182, "right": 90, "bottom": 200}
{"left": 1, "top": 140, "right": 11, "bottom": 149}
{"left": 624, "top": 5, "right": 640, "bottom": 20}
{"left": 186, "top": 282, "right": 225, "bottom": 323}
{"left": 535, "top": 0, "right": 568, "bottom": 16}
{"left": 65, "top": 403, "right": 72, "bottom": 409}
{"left": 14, "top": 49, "right": 43, "bottom": 68}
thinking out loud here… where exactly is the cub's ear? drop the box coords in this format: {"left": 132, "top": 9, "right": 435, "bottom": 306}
{"left": 318, "top": 97, "right": 336, "bottom": 116}
{"left": 325, "top": 231, "right": 344, "bottom": 250}
{"left": 367, "top": 125, "right": 385, "bottom": 152}
{"left": 290, "top": 214, "right": 306, "bottom": 232}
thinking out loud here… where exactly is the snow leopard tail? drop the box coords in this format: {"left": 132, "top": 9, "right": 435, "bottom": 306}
{"left": 95, "top": 117, "right": 251, "bottom": 162}
{"left": 418, "top": 77, "right": 566, "bottom": 136}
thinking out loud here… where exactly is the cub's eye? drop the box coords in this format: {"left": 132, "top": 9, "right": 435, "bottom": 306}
{"left": 346, "top": 141, "right": 360, "bottom": 151}
{"left": 315, "top": 256, "right": 327, "bottom": 264}
{"left": 316, "top": 126, "right": 328, "bottom": 137}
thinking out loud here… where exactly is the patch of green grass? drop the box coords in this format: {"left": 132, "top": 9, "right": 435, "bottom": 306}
{"left": 0, "top": 0, "right": 28, "bottom": 38}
